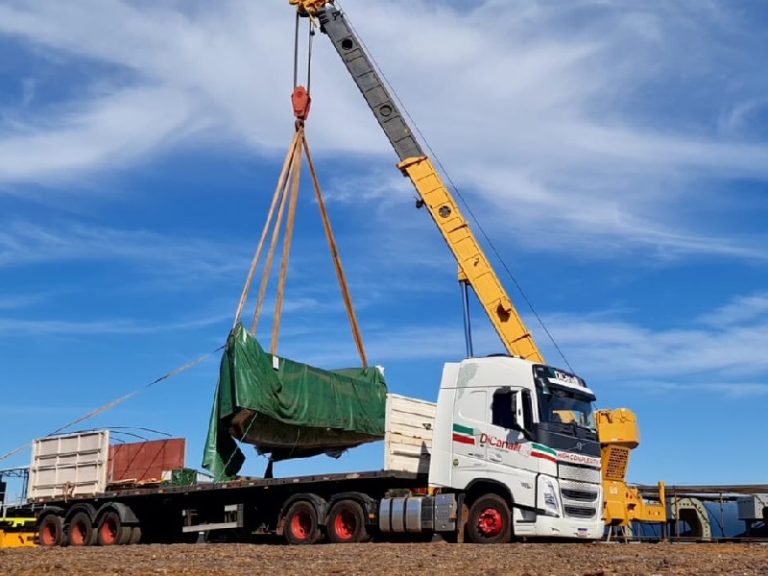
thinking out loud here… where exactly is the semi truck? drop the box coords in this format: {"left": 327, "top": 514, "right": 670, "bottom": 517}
{"left": 30, "top": 1, "right": 604, "bottom": 545}
{"left": 32, "top": 368, "right": 600, "bottom": 547}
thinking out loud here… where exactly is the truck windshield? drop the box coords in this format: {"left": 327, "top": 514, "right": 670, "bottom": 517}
{"left": 536, "top": 385, "right": 595, "bottom": 431}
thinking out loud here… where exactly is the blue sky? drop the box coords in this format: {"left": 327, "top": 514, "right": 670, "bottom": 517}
{"left": 1, "top": 0, "right": 767, "bottom": 501}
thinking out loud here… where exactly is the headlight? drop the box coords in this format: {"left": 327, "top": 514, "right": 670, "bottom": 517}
{"left": 543, "top": 479, "right": 560, "bottom": 515}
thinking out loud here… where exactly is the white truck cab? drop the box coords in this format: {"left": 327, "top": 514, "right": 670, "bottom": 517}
{"left": 428, "top": 356, "right": 604, "bottom": 540}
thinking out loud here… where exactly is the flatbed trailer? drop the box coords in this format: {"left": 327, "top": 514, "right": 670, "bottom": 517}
{"left": 32, "top": 469, "right": 432, "bottom": 546}
{"left": 30, "top": 394, "right": 450, "bottom": 546}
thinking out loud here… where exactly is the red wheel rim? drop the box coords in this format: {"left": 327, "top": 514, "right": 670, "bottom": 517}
{"left": 334, "top": 509, "right": 356, "bottom": 540}
{"left": 291, "top": 511, "right": 312, "bottom": 541}
{"left": 477, "top": 507, "right": 503, "bottom": 537}
{"left": 100, "top": 518, "right": 118, "bottom": 545}
{"left": 41, "top": 521, "right": 58, "bottom": 546}
{"left": 71, "top": 521, "right": 87, "bottom": 546}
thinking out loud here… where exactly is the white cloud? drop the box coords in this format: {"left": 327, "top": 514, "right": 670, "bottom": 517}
{"left": 622, "top": 380, "right": 768, "bottom": 399}
{"left": 0, "top": 219, "right": 248, "bottom": 281}
{"left": 697, "top": 292, "right": 768, "bottom": 327}
{"left": 0, "top": 0, "right": 765, "bottom": 260}
{"left": 0, "top": 87, "right": 199, "bottom": 183}
{"left": 272, "top": 290, "right": 768, "bottom": 399}
{"left": 0, "top": 314, "right": 230, "bottom": 337}
{"left": 535, "top": 304, "right": 768, "bottom": 385}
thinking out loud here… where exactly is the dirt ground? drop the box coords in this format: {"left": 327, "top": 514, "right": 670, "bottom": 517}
{"left": 1, "top": 542, "right": 767, "bottom": 576}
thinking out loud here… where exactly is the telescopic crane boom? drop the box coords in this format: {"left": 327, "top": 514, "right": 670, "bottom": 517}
{"left": 292, "top": 0, "right": 543, "bottom": 363}
{"left": 291, "top": 0, "right": 667, "bottom": 536}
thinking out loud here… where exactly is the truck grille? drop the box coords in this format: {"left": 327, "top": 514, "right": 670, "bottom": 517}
{"left": 559, "top": 479, "right": 600, "bottom": 520}
{"left": 559, "top": 463, "right": 601, "bottom": 484}
{"left": 564, "top": 505, "right": 596, "bottom": 519}
{"left": 562, "top": 489, "right": 597, "bottom": 502}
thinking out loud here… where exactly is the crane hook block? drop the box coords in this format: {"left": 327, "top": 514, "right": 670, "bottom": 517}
{"left": 289, "top": 0, "right": 334, "bottom": 16}
{"left": 292, "top": 86, "right": 312, "bottom": 122}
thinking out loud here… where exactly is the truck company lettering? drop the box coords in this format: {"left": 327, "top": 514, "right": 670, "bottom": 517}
{"left": 557, "top": 451, "right": 600, "bottom": 467}
{"left": 479, "top": 433, "right": 521, "bottom": 452}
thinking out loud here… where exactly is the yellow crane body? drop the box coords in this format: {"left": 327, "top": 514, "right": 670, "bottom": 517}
{"left": 597, "top": 409, "right": 666, "bottom": 528}
{"left": 0, "top": 518, "right": 37, "bottom": 548}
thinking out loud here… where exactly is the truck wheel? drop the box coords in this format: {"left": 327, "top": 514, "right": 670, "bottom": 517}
{"left": 284, "top": 501, "right": 321, "bottom": 545}
{"left": 38, "top": 514, "right": 64, "bottom": 547}
{"left": 68, "top": 512, "right": 96, "bottom": 546}
{"left": 466, "top": 494, "right": 512, "bottom": 544}
{"left": 327, "top": 500, "right": 369, "bottom": 543}
{"left": 97, "top": 511, "right": 132, "bottom": 546}
{"left": 128, "top": 526, "right": 142, "bottom": 545}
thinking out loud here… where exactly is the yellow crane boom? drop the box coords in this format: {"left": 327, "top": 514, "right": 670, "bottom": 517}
{"left": 292, "top": 0, "right": 542, "bottom": 362}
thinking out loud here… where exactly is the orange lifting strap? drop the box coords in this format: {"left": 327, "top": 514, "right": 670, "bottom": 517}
{"left": 233, "top": 88, "right": 368, "bottom": 368}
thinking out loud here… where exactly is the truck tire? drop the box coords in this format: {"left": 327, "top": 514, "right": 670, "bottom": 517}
{"left": 283, "top": 501, "right": 321, "bottom": 545}
{"left": 327, "top": 500, "right": 369, "bottom": 543}
{"left": 68, "top": 512, "right": 96, "bottom": 546}
{"left": 97, "top": 511, "right": 132, "bottom": 546}
{"left": 466, "top": 494, "right": 512, "bottom": 544}
{"left": 38, "top": 514, "right": 64, "bottom": 547}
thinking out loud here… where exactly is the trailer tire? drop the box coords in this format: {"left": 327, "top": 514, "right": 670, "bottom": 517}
{"left": 128, "top": 526, "right": 142, "bottom": 545}
{"left": 38, "top": 514, "right": 64, "bottom": 547}
{"left": 68, "top": 512, "right": 96, "bottom": 546}
{"left": 283, "top": 501, "right": 321, "bottom": 545}
{"left": 97, "top": 511, "right": 132, "bottom": 546}
{"left": 466, "top": 494, "right": 512, "bottom": 544}
{"left": 327, "top": 500, "right": 369, "bottom": 543}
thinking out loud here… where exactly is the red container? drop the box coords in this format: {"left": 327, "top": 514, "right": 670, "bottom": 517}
{"left": 108, "top": 439, "right": 186, "bottom": 483}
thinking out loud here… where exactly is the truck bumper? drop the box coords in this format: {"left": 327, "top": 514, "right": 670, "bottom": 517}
{"left": 531, "top": 514, "right": 603, "bottom": 540}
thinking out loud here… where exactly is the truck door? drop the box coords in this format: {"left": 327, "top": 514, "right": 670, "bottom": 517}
{"left": 451, "top": 387, "right": 488, "bottom": 482}
{"left": 485, "top": 388, "right": 537, "bottom": 511}
{"left": 487, "top": 388, "right": 528, "bottom": 467}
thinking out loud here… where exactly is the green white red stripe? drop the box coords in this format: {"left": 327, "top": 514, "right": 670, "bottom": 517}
{"left": 451, "top": 427, "right": 559, "bottom": 465}
{"left": 530, "top": 443, "right": 557, "bottom": 463}
{"left": 452, "top": 423, "right": 475, "bottom": 445}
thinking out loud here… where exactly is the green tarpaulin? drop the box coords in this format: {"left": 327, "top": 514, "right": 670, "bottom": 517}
{"left": 203, "top": 323, "right": 387, "bottom": 480}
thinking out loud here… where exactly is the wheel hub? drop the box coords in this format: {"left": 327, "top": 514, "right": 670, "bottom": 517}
{"left": 335, "top": 510, "right": 356, "bottom": 540}
{"left": 477, "top": 508, "right": 504, "bottom": 537}
{"left": 291, "top": 511, "right": 312, "bottom": 540}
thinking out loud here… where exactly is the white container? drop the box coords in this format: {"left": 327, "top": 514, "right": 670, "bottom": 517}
{"left": 384, "top": 394, "right": 436, "bottom": 474}
{"left": 28, "top": 431, "right": 110, "bottom": 501}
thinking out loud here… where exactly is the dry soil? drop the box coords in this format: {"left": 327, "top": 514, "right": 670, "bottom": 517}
{"left": 1, "top": 542, "right": 767, "bottom": 576}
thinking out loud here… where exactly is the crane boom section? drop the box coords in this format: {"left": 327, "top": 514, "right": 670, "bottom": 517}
{"left": 316, "top": 7, "right": 544, "bottom": 362}
{"left": 401, "top": 157, "right": 543, "bottom": 363}
{"left": 317, "top": 9, "right": 423, "bottom": 162}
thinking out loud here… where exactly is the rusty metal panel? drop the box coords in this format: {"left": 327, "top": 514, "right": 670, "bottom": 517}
{"left": 108, "top": 439, "right": 186, "bottom": 483}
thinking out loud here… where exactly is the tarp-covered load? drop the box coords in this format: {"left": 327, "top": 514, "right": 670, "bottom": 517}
{"left": 203, "top": 323, "right": 387, "bottom": 480}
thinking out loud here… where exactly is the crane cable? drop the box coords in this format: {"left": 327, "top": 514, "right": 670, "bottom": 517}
{"left": 293, "top": 11, "right": 316, "bottom": 93}
{"left": 0, "top": 347, "right": 222, "bottom": 465}
{"left": 336, "top": 1, "right": 575, "bottom": 373}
